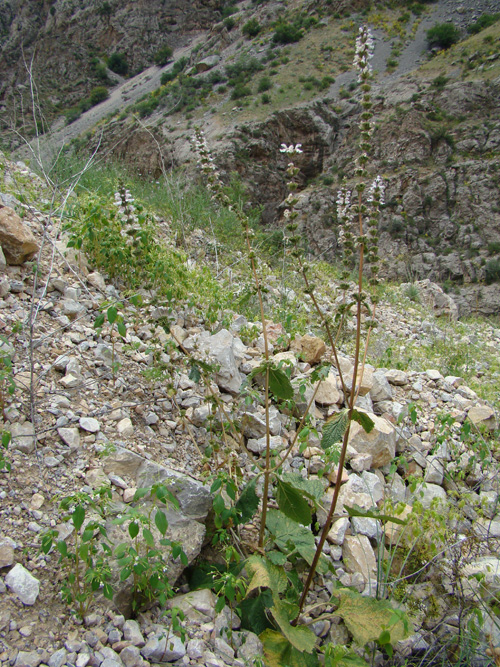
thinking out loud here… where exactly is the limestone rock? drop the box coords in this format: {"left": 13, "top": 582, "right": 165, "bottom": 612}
{"left": 345, "top": 367, "right": 374, "bottom": 397}
{"left": 411, "top": 482, "right": 447, "bottom": 509}
{"left": 342, "top": 535, "right": 377, "bottom": 584}
{"left": 200, "top": 329, "right": 243, "bottom": 394}
{"left": 10, "top": 422, "right": 35, "bottom": 454}
{"left": 290, "top": 334, "right": 325, "bottom": 364}
{"left": 141, "top": 633, "right": 186, "bottom": 662}
{"left": 58, "top": 427, "right": 80, "bottom": 449}
{"left": 167, "top": 589, "right": 216, "bottom": 620}
{"left": 370, "top": 370, "right": 393, "bottom": 402}
{"left": 347, "top": 412, "right": 396, "bottom": 468}
{"left": 385, "top": 369, "right": 408, "bottom": 386}
{"left": 0, "top": 206, "right": 39, "bottom": 264}
{"left": 467, "top": 405, "right": 497, "bottom": 431}
{"left": 79, "top": 417, "right": 100, "bottom": 433}
{"left": 117, "top": 418, "right": 134, "bottom": 437}
{"left": 5, "top": 563, "right": 40, "bottom": 605}
{"left": 314, "top": 374, "right": 342, "bottom": 406}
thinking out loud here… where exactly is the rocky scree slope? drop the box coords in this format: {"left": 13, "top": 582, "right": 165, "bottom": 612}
{"left": 0, "top": 152, "right": 500, "bottom": 665}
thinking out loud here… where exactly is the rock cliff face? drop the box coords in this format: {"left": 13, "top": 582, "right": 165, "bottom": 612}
{"left": 0, "top": 0, "right": 220, "bottom": 117}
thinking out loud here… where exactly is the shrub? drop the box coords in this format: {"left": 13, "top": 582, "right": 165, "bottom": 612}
{"left": 223, "top": 17, "right": 236, "bottom": 30}
{"left": 107, "top": 52, "right": 128, "bottom": 75}
{"left": 231, "top": 83, "right": 251, "bottom": 100}
{"left": 65, "top": 107, "right": 82, "bottom": 124}
{"left": 257, "top": 76, "right": 272, "bottom": 92}
{"left": 261, "top": 93, "right": 271, "bottom": 104}
{"left": 242, "top": 18, "right": 261, "bottom": 38}
{"left": 273, "top": 22, "right": 303, "bottom": 44}
{"left": 468, "top": 13, "right": 500, "bottom": 34}
{"left": 487, "top": 241, "right": 500, "bottom": 255}
{"left": 154, "top": 45, "right": 173, "bottom": 66}
{"left": 160, "top": 57, "right": 188, "bottom": 85}
{"left": 426, "top": 23, "right": 461, "bottom": 50}
{"left": 432, "top": 74, "right": 449, "bottom": 90}
{"left": 89, "top": 86, "right": 109, "bottom": 105}
{"left": 485, "top": 258, "right": 500, "bottom": 284}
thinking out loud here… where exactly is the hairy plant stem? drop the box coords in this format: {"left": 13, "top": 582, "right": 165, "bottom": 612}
{"left": 297, "top": 191, "right": 366, "bottom": 617}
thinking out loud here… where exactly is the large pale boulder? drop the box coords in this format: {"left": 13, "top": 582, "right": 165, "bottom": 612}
{"left": 200, "top": 329, "right": 244, "bottom": 394}
{"left": 347, "top": 412, "right": 396, "bottom": 468}
{"left": 315, "top": 373, "right": 342, "bottom": 406}
{"left": 290, "top": 334, "right": 325, "bottom": 364}
{"left": 0, "top": 206, "right": 39, "bottom": 264}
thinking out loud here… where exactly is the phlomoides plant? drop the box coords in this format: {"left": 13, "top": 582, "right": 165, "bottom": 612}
{"left": 94, "top": 302, "right": 127, "bottom": 382}
{"left": 192, "top": 26, "right": 412, "bottom": 666}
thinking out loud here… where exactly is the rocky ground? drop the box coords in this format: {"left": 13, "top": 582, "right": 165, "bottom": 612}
{"left": 0, "top": 151, "right": 500, "bottom": 667}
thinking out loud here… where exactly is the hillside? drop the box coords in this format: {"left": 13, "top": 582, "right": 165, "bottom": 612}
{"left": 0, "top": 2, "right": 500, "bottom": 666}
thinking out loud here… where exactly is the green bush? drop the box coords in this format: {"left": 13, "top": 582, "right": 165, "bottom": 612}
{"left": 242, "top": 18, "right": 261, "bottom": 38}
{"left": 257, "top": 76, "right": 272, "bottom": 92}
{"left": 468, "top": 13, "right": 500, "bottom": 34}
{"left": 223, "top": 17, "right": 236, "bottom": 31}
{"left": 154, "top": 45, "right": 173, "bottom": 66}
{"left": 426, "top": 23, "right": 461, "bottom": 50}
{"left": 65, "top": 107, "right": 82, "bottom": 125}
{"left": 485, "top": 258, "right": 500, "bottom": 284}
{"left": 160, "top": 57, "right": 188, "bottom": 85}
{"left": 231, "top": 82, "right": 252, "bottom": 100}
{"left": 107, "top": 52, "right": 128, "bottom": 75}
{"left": 273, "top": 22, "right": 303, "bottom": 44}
{"left": 432, "top": 74, "right": 449, "bottom": 90}
{"left": 89, "top": 86, "right": 109, "bottom": 105}
{"left": 487, "top": 241, "right": 500, "bottom": 255}
{"left": 261, "top": 93, "right": 271, "bottom": 104}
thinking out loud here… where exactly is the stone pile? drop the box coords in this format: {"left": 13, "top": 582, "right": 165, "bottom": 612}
{"left": 0, "top": 153, "right": 499, "bottom": 666}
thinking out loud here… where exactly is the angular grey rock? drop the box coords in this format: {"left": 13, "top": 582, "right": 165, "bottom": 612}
{"left": 79, "top": 417, "right": 100, "bottom": 433}
{"left": 200, "top": 329, "right": 243, "bottom": 394}
{"left": 5, "top": 563, "right": 40, "bottom": 605}
{"left": 58, "top": 427, "right": 80, "bottom": 449}
{"left": 0, "top": 542, "right": 15, "bottom": 568}
{"left": 48, "top": 649, "right": 67, "bottom": 667}
{"left": 135, "top": 459, "right": 212, "bottom": 520}
{"left": 347, "top": 412, "right": 396, "bottom": 468}
{"left": 370, "top": 371, "right": 393, "bottom": 402}
{"left": 10, "top": 422, "right": 35, "bottom": 454}
{"left": 0, "top": 205, "right": 39, "bottom": 264}
{"left": 119, "top": 646, "right": 143, "bottom": 667}
{"left": 411, "top": 482, "right": 447, "bottom": 509}
{"left": 14, "top": 651, "right": 42, "bottom": 667}
{"left": 141, "top": 633, "right": 186, "bottom": 662}
{"left": 122, "top": 620, "right": 145, "bottom": 647}
{"left": 234, "top": 631, "right": 264, "bottom": 663}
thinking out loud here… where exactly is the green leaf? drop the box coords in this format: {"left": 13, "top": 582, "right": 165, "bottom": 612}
{"left": 246, "top": 555, "right": 287, "bottom": 596}
{"left": 345, "top": 504, "right": 407, "bottom": 525}
{"left": 267, "top": 550, "right": 288, "bottom": 566}
{"left": 154, "top": 510, "right": 168, "bottom": 536}
{"left": 143, "top": 528, "right": 155, "bottom": 548}
{"left": 103, "top": 583, "right": 114, "bottom": 600}
{"left": 269, "top": 367, "right": 294, "bottom": 400}
{"left": 266, "top": 510, "right": 329, "bottom": 574}
{"left": 238, "top": 589, "right": 274, "bottom": 635}
{"left": 107, "top": 306, "right": 118, "bottom": 324}
{"left": 2, "top": 431, "right": 11, "bottom": 447}
{"left": 280, "top": 473, "right": 325, "bottom": 504}
{"left": 324, "top": 645, "right": 370, "bottom": 666}
{"left": 351, "top": 409, "right": 375, "bottom": 434}
{"left": 260, "top": 630, "right": 319, "bottom": 667}
{"left": 276, "top": 480, "right": 312, "bottom": 525}
{"left": 270, "top": 596, "right": 317, "bottom": 653}
{"left": 128, "top": 522, "right": 139, "bottom": 539}
{"left": 332, "top": 589, "right": 412, "bottom": 646}
{"left": 117, "top": 321, "right": 126, "bottom": 337}
{"left": 94, "top": 314, "right": 105, "bottom": 329}
{"left": 57, "top": 540, "right": 68, "bottom": 557}
{"left": 235, "top": 478, "right": 259, "bottom": 525}
{"left": 189, "top": 363, "right": 201, "bottom": 383}
{"left": 322, "top": 409, "right": 349, "bottom": 450}
{"left": 133, "top": 488, "right": 150, "bottom": 501}
{"left": 72, "top": 505, "right": 85, "bottom": 531}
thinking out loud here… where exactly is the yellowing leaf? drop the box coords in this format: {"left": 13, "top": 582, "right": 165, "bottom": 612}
{"left": 260, "top": 630, "right": 319, "bottom": 667}
{"left": 332, "top": 588, "right": 412, "bottom": 646}
{"left": 246, "top": 555, "right": 287, "bottom": 596}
